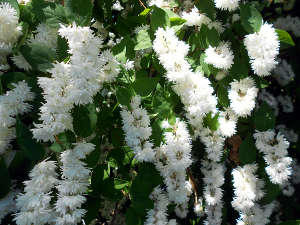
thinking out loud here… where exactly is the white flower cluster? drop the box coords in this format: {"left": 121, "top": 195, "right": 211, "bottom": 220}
{"left": 254, "top": 130, "right": 292, "bottom": 184}
{"left": 32, "top": 23, "right": 119, "bottom": 142}
{"left": 145, "top": 186, "right": 177, "bottom": 225}
{"left": 214, "top": 0, "right": 240, "bottom": 11}
{"left": 272, "top": 59, "right": 295, "bottom": 86}
{"left": 181, "top": 7, "right": 224, "bottom": 33}
{"left": 112, "top": 0, "right": 124, "bottom": 11}
{"left": 55, "top": 142, "right": 95, "bottom": 225}
{"left": 153, "top": 27, "right": 217, "bottom": 137}
{"left": 228, "top": 77, "right": 258, "bottom": 117}
{"left": 120, "top": 95, "right": 155, "bottom": 162}
{"left": 204, "top": 42, "right": 234, "bottom": 70}
{"left": 147, "top": 0, "right": 170, "bottom": 8}
{"left": 0, "top": 81, "right": 34, "bottom": 154}
{"left": 277, "top": 95, "right": 294, "bottom": 113}
{"left": 155, "top": 119, "right": 192, "bottom": 206}
{"left": 218, "top": 108, "right": 238, "bottom": 137}
{"left": 0, "top": 2, "right": 22, "bottom": 72}
{"left": 244, "top": 23, "right": 280, "bottom": 77}
{"left": 274, "top": 15, "right": 300, "bottom": 37}
{"left": 14, "top": 160, "right": 58, "bottom": 225}
{"left": 0, "top": 189, "right": 20, "bottom": 223}
{"left": 276, "top": 124, "right": 298, "bottom": 143}
{"left": 258, "top": 89, "right": 279, "bottom": 116}
{"left": 232, "top": 164, "right": 269, "bottom": 225}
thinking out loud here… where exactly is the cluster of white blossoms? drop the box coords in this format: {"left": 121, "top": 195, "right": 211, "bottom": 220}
{"left": 0, "top": 2, "right": 22, "bottom": 72}
{"left": 145, "top": 186, "right": 177, "bottom": 225}
{"left": 120, "top": 95, "right": 155, "bottom": 162}
{"left": 214, "top": 0, "right": 240, "bottom": 11}
{"left": 0, "top": 188, "right": 20, "bottom": 223}
{"left": 277, "top": 95, "right": 294, "bottom": 113}
{"left": 155, "top": 119, "right": 192, "bottom": 207}
{"left": 32, "top": 23, "right": 119, "bottom": 142}
{"left": 228, "top": 77, "right": 258, "bottom": 117}
{"left": 254, "top": 130, "right": 292, "bottom": 184}
{"left": 274, "top": 15, "right": 300, "bottom": 37}
{"left": 0, "top": 81, "right": 34, "bottom": 155}
{"left": 272, "top": 59, "right": 295, "bottom": 86}
{"left": 218, "top": 108, "right": 238, "bottom": 137}
{"left": 153, "top": 27, "right": 217, "bottom": 137}
{"left": 55, "top": 142, "right": 95, "bottom": 225}
{"left": 14, "top": 160, "right": 58, "bottom": 225}
{"left": 276, "top": 124, "right": 298, "bottom": 143}
{"left": 181, "top": 6, "right": 224, "bottom": 33}
{"left": 204, "top": 42, "right": 234, "bottom": 70}
{"left": 244, "top": 23, "right": 280, "bottom": 77}
{"left": 231, "top": 164, "right": 269, "bottom": 225}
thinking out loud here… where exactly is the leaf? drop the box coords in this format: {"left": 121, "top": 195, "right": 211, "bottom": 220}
{"left": 254, "top": 102, "right": 276, "bottom": 131}
{"left": 240, "top": 3, "right": 263, "bottom": 33}
{"left": 50, "top": 130, "right": 76, "bottom": 152}
{"left": 0, "top": 0, "right": 20, "bottom": 17}
{"left": 20, "top": 43, "right": 56, "bottom": 72}
{"left": 277, "top": 221, "right": 300, "bottom": 225}
{"left": 239, "top": 135, "right": 257, "bottom": 165}
{"left": 261, "top": 177, "right": 281, "bottom": 204}
{"left": 276, "top": 29, "right": 295, "bottom": 49}
{"left": 150, "top": 5, "right": 170, "bottom": 32}
{"left": 43, "top": 4, "right": 67, "bottom": 28}
{"left": 16, "top": 118, "right": 45, "bottom": 162}
{"left": 139, "top": 8, "right": 151, "bottom": 16}
{"left": 195, "top": 0, "right": 215, "bottom": 20}
{"left": 116, "top": 86, "right": 132, "bottom": 108}
{"left": 217, "top": 85, "right": 230, "bottom": 107}
{"left": 72, "top": 104, "right": 96, "bottom": 138}
{"left": 56, "top": 36, "right": 69, "bottom": 62}
{"left": 203, "top": 112, "right": 220, "bottom": 131}
{"left": 200, "top": 53, "right": 218, "bottom": 76}
{"left": 64, "top": 0, "right": 92, "bottom": 26}
{"left": 112, "top": 36, "right": 135, "bottom": 63}
{"left": 0, "top": 157, "right": 11, "bottom": 198}
{"left": 134, "top": 29, "right": 152, "bottom": 50}
{"left": 1, "top": 72, "right": 30, "bottom": 89}
{"left": 126, "top": 207, "right": 143, "bottom": 225}
{"left": 132, "top": 72, "right": 159, "bottom": 97}
{"left": 170, "top": 17, "right": 186, "bottom": 32}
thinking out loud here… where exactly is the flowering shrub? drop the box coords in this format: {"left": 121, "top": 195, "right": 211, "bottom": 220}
{"left": 0, "top": 0, "right": 300, "bottom": 224}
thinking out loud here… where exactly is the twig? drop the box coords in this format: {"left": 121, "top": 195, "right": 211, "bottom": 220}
{"left": 187, "top": 168, "right": 199, "bottom": 204}
{"left": 138, "top": 0, "right": 146, "bottom": 9}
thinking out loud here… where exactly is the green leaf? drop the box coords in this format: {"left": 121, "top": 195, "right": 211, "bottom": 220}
{"left": 239, "top": 135, "right": 257, "bottom": 165}
{"left": 0, "top": 157, "right": 11, "bottom": 198}
{"left": 126, "top": 207, "right": 143, "bottom": 225}
{"left": 276, "top": 29, "right": 295, "bottom": 49}
{"left": 132, "top": 71, "right": 159, "bottom": 96}
{"left": 72, "top": 104, "right": 95, "bottom": 138}
{"left": 56, "top": 36, "right": 69, "bottom": 62}
{"left": 240, "top": 3, "right": 263, "bottom": 33}
{"left": 116, "top": 87, "right": 132, "bottom": 108}
{"left": 20, "top": 43, "right": 56, "bottom": 72}
{"left": 261, "top": 177, "right": 280, "bottom": 204}
{"left": 50, "top": 131, "right": 76, "bottom": 152}
{"left": 43, "top": 4, "right": 67, "bottom": 28}
{"left": 170, "top": 17, "right": 186, "bottom": 32}
{"left": 203, "top": 112, "right": 220, "bottom": 131}
{"left": 111, "top": 128, "right": 124, "bottom": 147}
{"left": 150, "top": 5, "right": 170, "bottom": 32}
{"left": 64, "top": 0, "right": 92, "bottom": 26}
{"left": 16, "top": 118, "right": 45, "bottom": 162}
{"left": 254, "top": 102, "right": 276, "bottom": 131}
{"left": 200, "top": 53, "right": 218, "bottom": 76}
{"left": 134, "top": 29, "right": 152, "bottom": 50}
{"left": 112, "top": 36, "right": 135, "bottom": 63}
{"left": 195, "top": 0, "right": 215, "bottom": 20}
{"left": 217, "top": 85, "right": 230, "bottom": 107}
{"left": 114, "top": 178, "right": 129, "bottom": 189}
{"left": 1, "top": 72, "right": 30, "bottom": 89}
{"left": 139, "top": 8, "right": 151, "bottom": 16}
{"left": 0, "top": 0, "right": 20, "bottom": 17}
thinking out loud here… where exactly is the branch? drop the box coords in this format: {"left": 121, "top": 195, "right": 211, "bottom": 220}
{"left": 138, "top": 0, "right": 146, "bottom": 9}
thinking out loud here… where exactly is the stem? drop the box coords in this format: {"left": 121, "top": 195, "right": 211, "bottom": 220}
{"left": 138, "top": 0, "right": 146, "bottom": 9}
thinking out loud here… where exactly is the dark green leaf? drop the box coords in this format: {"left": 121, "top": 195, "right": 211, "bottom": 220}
{"left": 239, "top": 135, "right": 257, "bottom": 165}
{"left": 132, "top": 74, "right": 159, "bottom": 97}
{"left": 254, "top": 102, "right": 276, "bottom": 131}
{"left": 277, "top": 221, "right": 300, "bottom": 225}
{"left": 72, "top": 105, "right": 94, "bottom": 138}
{"left": 64, "top": 0, "right": 92, "bottom": 26}
{"left": 126, "top": 207, "right": 143, "bottom": 225}
{"left": 134, "top": 29, "right": 152, "bottom": 50}
{"left": 240, "top": 3, "right": 263, "bottom": 33}
{"left": 217, "top": 85, "right": 230, "bottom": 107}
{"left": 16, "top": 118, "right": 45, "bottom": 161}
{"left": 56, "top": 36, "right": 69, "bottom": 62}
{"left": 43, "top": 4, "right": 67, "bottom": 28}
{"left": 150, "top": 5, "right": 170, "bottom": 32}
{"left": 195, "top": 0, "right": 215, "bottom": 20}
{"left": 0, "top": 157, "right": 11, "bottom": 198}
{"left": 116, "top": 87, "right": 132, "bottom": 108}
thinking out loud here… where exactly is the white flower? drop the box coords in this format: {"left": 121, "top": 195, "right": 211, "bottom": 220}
{"left": 0, "top": 189, "right": 20, "bottom": 223}
{"left": 272, "top": 59, "right": 295, "bottom": 86}
{"left": 147, "top": 0, "right": 170, "bottom": 8}
{"left": 112, "top": 0, "right": 124, "bottom": 11}
{"left": 214, "top": 0, "right": 240, "bottom": 11}
{"left": 0, "top": 81, "right": 34, "bottom": 154}
{"left": 258, "top": 89, "right": 279, "bottom": 115}
{"left": 218, "top": 108, "right": 237, "bottom": 137}
{"left": 277, "top": 95, "right": 294, "bottom": 113}
{"left": 228, "top": 77, "right": 258, "bottom": 117}
{"left": 254, "top": 130, "right": 292, "bottom": 184}
{"left": 11, "top": 53, "right": 32, "bottom": 71}
{"left": 205, "top": 42, "right": 234, "bottom": 70}
{"left": 14, "top": 160, "right": 58, "bottom": 225}
{"left": 124, "top": 60, "right": 135, "bottom": 70}
{"left": 274, "top": 15, "right": 300, "bottom": 37}
{"left": 244, "top": 23, "right": 279, "bottom": 77}
{"left": 276, "top": 124, "right": 298, "bottom": 143}
{"left": 181, "top": 7, "right": 211, "bottom": 27}
{"left": 55, "top": 142, "right": 95, "bottom": 225}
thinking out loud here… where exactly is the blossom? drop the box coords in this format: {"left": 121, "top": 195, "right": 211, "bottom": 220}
{"left": 112, "top": 0, "right": 124, "bottom": 11}
{"left": 0, "top": 189, "right": 20, "bottom": 223}
{"left": 204, "top": 42, "right": 234, "bottom": 70}
{"left": 218, "top": 108, "right": 238, "bottom": 137}
{"left": 274, "top": 15, "right": 300, "bottom": 37}
{"left": 14, "top": 160, "right": 58, "bottom": 225}
{"left": 272, "top": 59, "right": 295, "bottom": 86}
{"left": 258, "top": 89, "right": 279, "bottom": 115}
{"left": 277, "top": 95, "right": 294, "bottom": 113}
{"left": 244, "top": 23, "right": 279, "bottom": 76}
{"left": 214, "top": 0, "right": 240, "bottom": 11}
{"left": 181, "top": 7, "right": 211, "bottom": 27}
{"left": 228, "top": 77, "right": 258, "bottom": 117}
{"left": 55, "top": 142, "right": 95, "bottom": 225}
{"left": 254, "top": 130, "right": 292, "bottom": 184}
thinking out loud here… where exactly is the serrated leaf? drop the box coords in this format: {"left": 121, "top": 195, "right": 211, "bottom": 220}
{"left": 16, "top": 118, "right": 45, "bottom": 162}
{"left": 43, "top": 4, "right": 67, "bottom": 28}
{"left": 150, "top": 5, "right": 170, "bottom": 32}
{"left": 276, "top": 29, "right": 295, "bottom": 49}
{"left": 72, "top": 105, "right": 94, "bottom": 138}
{"left": 203, "top": 112, "right": 220, "bottom": 131}
{"left": 200, "top": 53, "right": 218, "bottom": 76}
{"left": 56, "top": 36, "right": 69, "bottom": 62}
{"left": 112, "top": 36, "right": 135, "bottom": 63}
{"left": 64, "top": 0, "right": 92, "bottom": 26}
{"left": 134, "top": 29, "right": 152, "bottom": 50}
{"left": 240, "top": 3, "right": 263, "bottom": 33}
{"left": 239, "top": 135, "right": 257, "bottom": 165}
{"left": 116, "top": 87, "right": 132, "bottom": 108}
{"left": 217, "top": 85, "right": 230, "bottom": 107}
{"left": 132, "top": 75, "right": 159, "bottom": 97}
{"left": 254, "top": 102, "right": 276, "bottom": 131}
{"left": 195, "top": 0, "right": 215, "bottom": 20}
